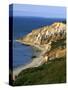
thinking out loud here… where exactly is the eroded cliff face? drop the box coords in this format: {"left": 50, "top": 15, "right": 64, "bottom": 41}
{"left": 17, "top": 22, "right": 66, "bottom": 62}
{"left": 17, "top": 22, "right": 65, "bottom": 45}
{"left": 12, "top": 22, "right": 66, "bottom": 81}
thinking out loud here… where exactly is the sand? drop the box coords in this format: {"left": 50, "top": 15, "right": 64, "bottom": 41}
{"left": 13, "top": 56, "right": 44, "bottom": 80}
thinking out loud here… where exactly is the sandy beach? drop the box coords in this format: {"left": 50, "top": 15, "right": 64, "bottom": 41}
{"left": 13, "top": 22, "right": 66, "bottom": 81}
{"left": 13, "top": 55, "right": 45, "bottom": 80}
{"left": 13, "top": 40, "right": 51, "bottom": 80}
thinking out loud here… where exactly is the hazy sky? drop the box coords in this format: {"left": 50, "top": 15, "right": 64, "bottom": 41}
{"left": 9, "top": 4, "right": 66, "bottom": 19}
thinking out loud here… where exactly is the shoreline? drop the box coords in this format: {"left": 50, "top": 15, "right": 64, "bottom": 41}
{"left": 13, "top": 55, "right": 44, "bottom": 80}
{"left": 12, "top": 22, "right": 66, "bottom": 81}
{"left": 13, "top": 40, "right": 52, "bottom": 80}
{"left": 16, "top": 40, "right": 45, "bottom": 51}
{"left": 13, "top": 41, "right": 44, "bottom": 80}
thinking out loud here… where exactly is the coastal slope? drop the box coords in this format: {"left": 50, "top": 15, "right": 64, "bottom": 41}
{"left": 13, "top": 22, "right": 66, "bottom": 81}
{"left": 17, "top": 22, "right": 66, "bottom": 50}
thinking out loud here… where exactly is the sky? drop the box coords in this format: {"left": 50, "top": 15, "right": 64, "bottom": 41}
{"left": 9, "top": 4, "right": 66, "bottom": 19}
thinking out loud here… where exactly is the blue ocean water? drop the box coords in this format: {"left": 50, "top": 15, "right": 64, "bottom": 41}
{"left": 13, "top": 17, "right": 65, "bottom": 68}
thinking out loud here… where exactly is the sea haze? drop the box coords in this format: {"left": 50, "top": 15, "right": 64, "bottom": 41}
{"left": 13, "top": 16, "right": 65, "bottom": 68}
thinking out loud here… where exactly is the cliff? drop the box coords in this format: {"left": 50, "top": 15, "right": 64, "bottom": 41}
{"left": 17, "top": 22, "right": 66, "bottom": 50}
{"left": 17, "top": 22, "right": 66, "bottom": 61}
{"left": 13, "top": 22, "right": 66, "bottom": 84}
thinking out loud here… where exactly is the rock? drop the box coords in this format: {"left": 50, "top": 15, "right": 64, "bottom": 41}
{"left": 17, "top": 22, "right": 66, "bottom": 47}
{"left": 16, "top": 22, "right": 66, "bottom": 63}
{"left": 13, "top": 22, "right": 66, "bottom": 80}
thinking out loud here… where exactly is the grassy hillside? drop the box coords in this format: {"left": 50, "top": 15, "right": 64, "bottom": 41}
{"left": 13, "top": 57, "right": 66, "bottom": 86}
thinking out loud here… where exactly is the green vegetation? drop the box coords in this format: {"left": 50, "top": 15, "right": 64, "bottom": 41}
{"left": 51, "top": 39, "right": 66, "bottom": 50}
{"left": 13, "top": 57, "right": 66, "bottom": 86}
{"left": 14, "top": 24, "right": 66, "bottom": 86}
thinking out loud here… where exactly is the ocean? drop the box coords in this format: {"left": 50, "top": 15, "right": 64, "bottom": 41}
{"left": 13, "top": 17, "right": 65, "bottom": 68}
